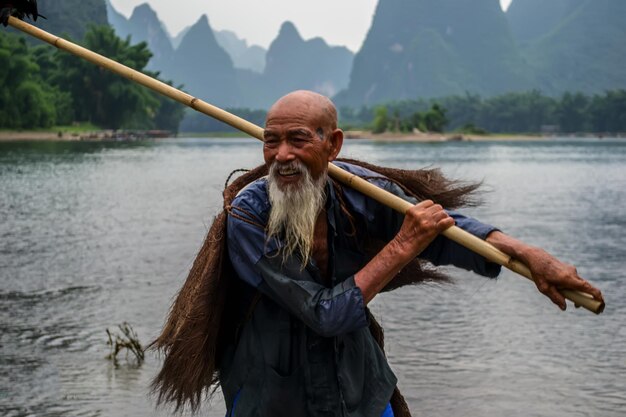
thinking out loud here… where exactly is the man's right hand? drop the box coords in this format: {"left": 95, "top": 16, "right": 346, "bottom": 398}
{"left": 355, "top": 200, "right": 454, "bottom": 303}
{"left": 391, "top": 200, "right": 455, "bottom": 262}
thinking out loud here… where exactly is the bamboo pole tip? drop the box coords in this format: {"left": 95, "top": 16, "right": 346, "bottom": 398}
{"left": 592, "top": 300, "right": 605, "bottom": 314}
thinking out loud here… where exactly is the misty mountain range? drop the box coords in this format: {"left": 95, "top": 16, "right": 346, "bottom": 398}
{"left": 104, "top": 1, "right": 353, "bottom": 108}
{"left": 338, "top": 0, "right": 626, "bottom": 106}
{"left": 44, "top": 1, "right": 626, "bottom": 109}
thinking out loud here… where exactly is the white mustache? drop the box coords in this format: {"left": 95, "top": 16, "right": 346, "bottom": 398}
{"left": 270, "top": 161, "right": 306, "bottom": 177}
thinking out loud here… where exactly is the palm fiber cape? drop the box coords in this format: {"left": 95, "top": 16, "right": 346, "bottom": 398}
{"left": 151, "top": 158, "right": 481, "bottom": 416}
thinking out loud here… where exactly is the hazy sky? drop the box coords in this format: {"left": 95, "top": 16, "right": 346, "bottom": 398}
{"left": 110, "top": 0, "right": 514, "bottom": 52}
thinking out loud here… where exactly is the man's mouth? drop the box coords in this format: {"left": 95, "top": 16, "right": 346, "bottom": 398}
{"left": 277, "top": 165, "right": 301, "bottom": 177}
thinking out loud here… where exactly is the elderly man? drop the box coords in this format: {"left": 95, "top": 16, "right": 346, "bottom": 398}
{"left": 152, "top": 90, "right": 603, "bottom": 417}
{"left": 218, "top": 90, "right": 603, "bottom": 416}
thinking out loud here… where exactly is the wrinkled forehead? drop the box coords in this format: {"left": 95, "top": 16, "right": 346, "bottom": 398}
{"left": 265, "top": 93, "right": 336, "bottom": 131}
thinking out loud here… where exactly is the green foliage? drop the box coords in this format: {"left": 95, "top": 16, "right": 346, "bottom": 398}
{"left": 54, "top": 26, "right": 159, "bottom": 128}
{"left": 557, "top": 92, "right": 589, "bottom": 133}
{"left": 14, "top": 81, "right": 56, "bottom": 127}
{"left": 422, "top": 103, "right": 448, "bottom": 133}
{"left": 367, "top": 103, "right": 448, "bottom": 134}
{"left": 152, "top": 85, "right": 186, "bottom": 132}
{"left": 0, "top": 33, "right": 67, "bottom": 129}
{"left": 479, "top": 90, "right": 557, "bottom": 133}
{"left": 371, "top": 106, "right": 389, "bottom": 134}
{"left": 0, "top": 26, "right": 185, "bottom": 131}
{"left": 340, "top": 89, "right": 626, "bottom": 134}
{"left": 458, "top": 123, "right": 489, "bottom": 135}
{"left": 588, "top": 90, "right": 626, "bottom": 133}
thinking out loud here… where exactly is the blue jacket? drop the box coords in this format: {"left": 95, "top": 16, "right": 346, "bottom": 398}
{"left": 222, "top": 161, "right": 500, "bottom": 417}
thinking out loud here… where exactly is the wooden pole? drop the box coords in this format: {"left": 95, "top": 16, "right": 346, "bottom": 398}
{"left": 7, "top": 16, "right": 604, "bottom": 314}
{"left": 329, "top": 166, "right": 603, "bottom": 312}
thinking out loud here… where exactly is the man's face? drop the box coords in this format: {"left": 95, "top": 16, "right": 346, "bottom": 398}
{"left": 263, "top": 95, "right": 342, "bottom": 190}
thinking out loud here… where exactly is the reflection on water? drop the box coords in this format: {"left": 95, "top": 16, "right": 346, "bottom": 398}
{"left": 1, "top": 137, "right": 625, "bottom": 416}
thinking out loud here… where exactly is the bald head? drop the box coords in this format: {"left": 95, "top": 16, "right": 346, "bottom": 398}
{"left": 266, "top": 90, "right": 338, "bottom": 136}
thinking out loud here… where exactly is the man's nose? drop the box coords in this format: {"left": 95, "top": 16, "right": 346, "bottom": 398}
{"left": 275, "top": 141, "right": 295, "bottom": 163}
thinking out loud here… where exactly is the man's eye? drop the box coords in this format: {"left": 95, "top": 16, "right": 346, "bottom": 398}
{"left": 264, "top": 139, "right": 279, "bottom": 146}
{"left": 291, "top": 138, "right": 308, "bottom": 145}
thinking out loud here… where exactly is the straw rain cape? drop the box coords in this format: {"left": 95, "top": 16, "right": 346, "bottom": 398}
{"left": 151, "top": 159, "right": 482, "bottom": 416}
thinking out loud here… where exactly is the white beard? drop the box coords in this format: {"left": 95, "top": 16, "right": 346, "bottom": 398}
{"left": 267, "top": 160, "right": 327, "bottom": 267}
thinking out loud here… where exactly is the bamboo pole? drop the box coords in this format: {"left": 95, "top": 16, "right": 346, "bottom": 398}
{"left": 7, "top": 16, "right": 604, "bottom": 314}
{"left": 330, "top": 166, "right": 603, "bottom": 312}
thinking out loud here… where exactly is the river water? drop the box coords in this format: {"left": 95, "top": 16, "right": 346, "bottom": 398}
{"left": 1, "top": 137, "right": 625, "bottom": 417}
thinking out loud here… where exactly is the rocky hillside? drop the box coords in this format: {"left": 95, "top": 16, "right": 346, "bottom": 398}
{"left": 336, "top": 0, "right": 533, "bottom": 105}
{"left": 215, "top": 30, "right": 266, "bottom": 73}
{"left": 35, "top": 0, "right": 108, "bottom": 41}
{"left": 261, "top": 22, "right": 353, "bottom": 104}
{"left": 105, "top": 3, "right": 353, "bottom": 109}
{"left": 506, "top": 0, "right": 574, "bottom": 45}
{"left": 170, "top": 15, "right": 241, "bottom": 106}
{"left": 508, "top": 0, "right": 626, "bottom": 95}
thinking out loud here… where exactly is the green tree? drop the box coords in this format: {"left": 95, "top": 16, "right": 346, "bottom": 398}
{"left": 152, "top": 90, "right": 185, "bottom": 132}
{"left": 371, "top": 105, "right": 389, "bottom": 133}
{"left": 0, "top": 33, "right": 63, "bottom": 128}
{"left": 408, "top": 111, "right": 424, "bottom": 132}
{"left": 437, "top": 93, "right": 483, "bottom": 131}
{"left": 30, "top": 44, "right": 75, "bottom": 125}
{"left": 14, "top": 81, "right": 56, "bottom": 127}
{"left": 54, "top": 26, "right": 160, "bottom": 129}
{"left": 391, "top": 109, "right": 402, "bottom": 132}
{"left": 422, "top": 103, "right": 448, "bottom": 132}
{"left": 589, "top": 90, "right": 626, "bottom": 133}
{"left": 338, "top": 89, "right": 626, "bottom": 135}
{"left": 480, "top": 91, "right": 557, "bottom": 132}
{"left": 1, "top": 28, "right": 184, "bottom": 131}
{"left": 557, "top": 92, "right": 589, "bottom": 133}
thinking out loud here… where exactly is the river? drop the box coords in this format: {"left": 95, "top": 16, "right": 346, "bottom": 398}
{"left": 1, "top": 137, "right": 624, "bottom": 416}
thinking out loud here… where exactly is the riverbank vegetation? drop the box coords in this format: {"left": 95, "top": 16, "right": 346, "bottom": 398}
{"left": 177, "top": 89, "right": 626, "bottom": 136}
{"left": 0, "top": 26, "right": 184, "bottom": 131}
{"left": 339, "top": 90, "right": 626, "bottom": 135}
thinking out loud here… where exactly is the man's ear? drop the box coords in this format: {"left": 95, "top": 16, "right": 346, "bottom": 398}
{"left": 327, "top": 129, "right": 344, "bottom": 161}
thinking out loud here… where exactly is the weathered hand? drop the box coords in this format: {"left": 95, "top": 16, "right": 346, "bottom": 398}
{"left": 523, "top": 247, "right": 604, "bottom": 310}
{"left": 355, "top": 200, "right": 455, "bottom": 303}
{"left": 486, "top": 231, "right": 604, "bottom": 311}
{"left": 392, "top": 200, "right": 455, "bottom": 261}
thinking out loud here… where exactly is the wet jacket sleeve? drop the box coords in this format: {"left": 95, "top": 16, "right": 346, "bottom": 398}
{"left": 227, "top": 204, "right": 368, "bottom": 338}
{"left": 420, "top": 210, "right": 502, "bottom": 277}
{"left": 356, "top": 176, "right": 502, "bottom": 278}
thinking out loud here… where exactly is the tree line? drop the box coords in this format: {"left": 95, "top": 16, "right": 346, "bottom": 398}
{"left": 179, "top": 90, "right": 626, "bottom": 135}
{"left": 339, "top": 90, "right": 626, "bottom": 134}
{"left": 0, "top": 26, "right": 185, "bottom": 131}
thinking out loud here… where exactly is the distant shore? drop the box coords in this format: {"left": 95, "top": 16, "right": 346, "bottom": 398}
{"left": 0, "top": 131, "right": 75, "bottom": 141}
{"left": 0, "top": 129, "right": 173, "bottom": 142}
{"left": 1, "top": 129, "right": 618, "bottom": 142}
{"left": 346, "top": 130, "right": 556, "bottom": 142}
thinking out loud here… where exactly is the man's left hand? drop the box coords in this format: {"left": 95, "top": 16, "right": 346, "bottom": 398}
{"left": 486, "top": 231, "right": 604, "bottom": 310}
